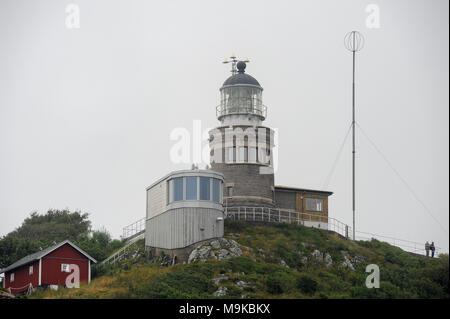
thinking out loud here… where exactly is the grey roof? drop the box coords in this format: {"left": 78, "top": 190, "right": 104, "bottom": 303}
{"left": 0, "top": 240, "right": 97, "bottom": 274}
{"left": 275, "top": 185, "right": 334, "bottom": 196}
{"left": 222, "top": 73, "right": 261, "bottom": 87}
{"left": 146, "top": 168, "right": 224, "bottom": 191}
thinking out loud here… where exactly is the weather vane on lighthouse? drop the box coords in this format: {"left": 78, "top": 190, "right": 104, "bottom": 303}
{"left": 222, "top": 53, "right": 250, "bottom": 75}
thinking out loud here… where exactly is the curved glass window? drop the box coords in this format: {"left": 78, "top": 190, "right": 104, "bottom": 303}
{"left": 200, "top": 177, "right": 210, "bottom": 200}
{"left": 173, "top": 177, "right": 184, "bottom": 201}
{"left": 186, "top": 177, "right": 197, "bottom": 200}
{"left": 168, "top": 176, "right": 222, "bottom": 204}
{"left": 220, "top": 86, "right": 262, "bottom": 116}
{"left": 212, "top": 179, "right": 221, "bottom": 203}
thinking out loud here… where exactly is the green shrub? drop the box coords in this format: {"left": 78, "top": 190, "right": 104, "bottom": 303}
{"left": 133, "top": 265, "right": 215, "bottom": 298}
{"left": 224, "top": 219, "right": 248, "bottom": 233}
{"left": 297, "top": 274, "right": 318, "bottom": 295}
{"left": 266, "top": 274, "right": 284, "bottom": 294}
{"left": 350, "top": 281, "right": 406, "bottom": 299}
{"left": 264, "top": 270, "right": 294, "bottom": 295}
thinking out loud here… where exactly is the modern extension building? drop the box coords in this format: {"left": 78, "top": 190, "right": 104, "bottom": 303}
{"left": 145, "top": 169, "right": 224, "bottom": 261}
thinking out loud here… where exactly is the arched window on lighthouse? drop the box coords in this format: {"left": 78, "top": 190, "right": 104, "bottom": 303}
{"left": 226, "top": 146, "right": 236, "bottom": 163}
{"left": 258, "top": 147, "right": 266, "bottom": 164}
{"left": 238, "top": 146, "right": 248, "bottom": 162}
{"left": 237, "top": 136, "right": 246, "bottom": 163}
{"left": 249, "top": 147, "right": 257, "bottom": 163}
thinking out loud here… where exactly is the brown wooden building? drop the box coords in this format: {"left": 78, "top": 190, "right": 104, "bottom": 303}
{"left": 274, "top": 185, "right": 333, "bottom": 223}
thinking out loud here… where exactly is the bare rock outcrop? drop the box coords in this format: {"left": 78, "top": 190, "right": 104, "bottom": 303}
{"left": 188, "top": 238, "right": 243, "bottom": 263}
{"left": 311, "top": 249, "right": 333, "bottom": 268}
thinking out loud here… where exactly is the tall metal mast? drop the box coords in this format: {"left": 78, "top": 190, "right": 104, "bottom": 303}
{"left": 344, "top": 31, "right": 364, "bottom": 240}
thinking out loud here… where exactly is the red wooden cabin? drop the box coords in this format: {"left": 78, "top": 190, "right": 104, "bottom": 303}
{"left": 0, "top": 240, "right": 96, "bottom": 294}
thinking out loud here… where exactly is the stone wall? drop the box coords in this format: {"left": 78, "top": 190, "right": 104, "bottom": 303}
{"left": 211, "top": 162, "right": 275, "bottom": 208}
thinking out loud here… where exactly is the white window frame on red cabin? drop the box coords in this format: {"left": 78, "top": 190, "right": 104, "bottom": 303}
{"left": 29, "top": 265, "right": 33, "bottom": 275}
{"left": 61, "top": 263, "right": 70, "bottom": 272}
{"left": 10, "top": 273, "right": 14, "bottom": 282}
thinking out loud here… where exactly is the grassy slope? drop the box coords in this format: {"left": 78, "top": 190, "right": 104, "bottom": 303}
{"left": 30, "top": 220, "right": 449, "bottom": 299}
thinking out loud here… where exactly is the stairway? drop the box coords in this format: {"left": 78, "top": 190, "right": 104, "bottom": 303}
{"left": 100, "top": 232, "right": 144, "bottom": 265}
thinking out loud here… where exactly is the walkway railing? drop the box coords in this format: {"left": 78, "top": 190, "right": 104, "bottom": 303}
{"left": 216, "top": 104, "right": 267, "bottom": 119}
{"left": 122, "top": 217, "right": 145, "bottom": 240}
{"left": 225, "top": 206, "right": 352, "bottom": 239}
{"left": 355, "top": 230, "right": 443, "bottom": 256}
{"left": 117, "top": 209, "right": 444, "bottom": 259}
{"left": 225, "top": 206, "right": 444, "bottom": 257}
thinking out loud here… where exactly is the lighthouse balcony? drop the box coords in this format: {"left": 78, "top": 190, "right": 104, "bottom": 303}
{"left": 216, "top": 103, "right": 267, "bottom": 120}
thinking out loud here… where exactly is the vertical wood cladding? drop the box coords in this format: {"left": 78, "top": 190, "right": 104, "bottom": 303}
{"left": 147, "top": 179, "right": 167, "bottom": 219}
{"left": 41, "top": 244, "right": 89, "bottom": 286}
{"left": 4, "top": 260, "right": 39, "bottom": 294}
{"left": 296, "top": 193, "right": 329, "bottom": 223}
{"left": 4, "top": 243, "right": 92, "bottom": 294}
{"left": 146, "top": 207, "right": 224, "bottom": 249}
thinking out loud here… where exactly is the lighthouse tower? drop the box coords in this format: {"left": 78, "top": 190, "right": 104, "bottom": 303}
{"left": 209, "top": 58, "right": 275, "bottom": 208}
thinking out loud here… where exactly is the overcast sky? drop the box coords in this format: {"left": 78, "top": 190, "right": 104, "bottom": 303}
{"left": 0, "top": 0, "right": 448, "bottom": 252}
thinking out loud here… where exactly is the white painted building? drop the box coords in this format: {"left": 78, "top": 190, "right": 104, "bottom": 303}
{"left": 145, "top": 169, "right": 224, "bottom": 250}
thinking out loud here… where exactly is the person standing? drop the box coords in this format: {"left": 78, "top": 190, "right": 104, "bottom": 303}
{"left": 430, "top": 242, "right": 436, "bottom": 258}
{"left": 425, "top": 241, "right": 430, "bottom": 257}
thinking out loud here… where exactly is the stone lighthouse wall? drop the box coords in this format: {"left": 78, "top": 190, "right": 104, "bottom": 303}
{"left": 209, "top": 125, "right": 275, "bottom": 208}
{"left": 211, "top": 162, "right": 275, "bottom": 208}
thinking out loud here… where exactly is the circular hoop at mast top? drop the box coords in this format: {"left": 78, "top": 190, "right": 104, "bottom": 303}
{"left": 344, "top": 31, "right": 364, "bottom": 52}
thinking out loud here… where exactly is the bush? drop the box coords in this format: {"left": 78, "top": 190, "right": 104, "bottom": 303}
{"left": 139, "top": 266, "right": 215, "bottom": 298}
{"left": 265, "top": 270, "right": 293, "bottom": 295}
{"left": 224, "top": 219, "right": 248, "bottom": 233}
{"left": 350, "top": 281, "right": 406, "bottom": 299}
{"left": 266, "top": 274, "right": 284, "bottom": 294}
{"left": 297, "top": 274, "right": 318, "bottom": 295}
{"left": 91, "top": 263, "right": 112, "bottom": 278}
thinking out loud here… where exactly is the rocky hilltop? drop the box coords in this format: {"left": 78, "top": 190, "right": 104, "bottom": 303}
{"left": 30, "top": 220, "right": 449, "bottom": 299}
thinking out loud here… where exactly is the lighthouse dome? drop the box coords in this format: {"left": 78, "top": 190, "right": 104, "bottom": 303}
{"left": 222, "top": 61, "right": 261, "bottom": 87}
{"left": 217, "top": 60, "right": 266, "bottom": 122}
{"left": 223, "top": 73, "right": 261, "bottom": 86}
